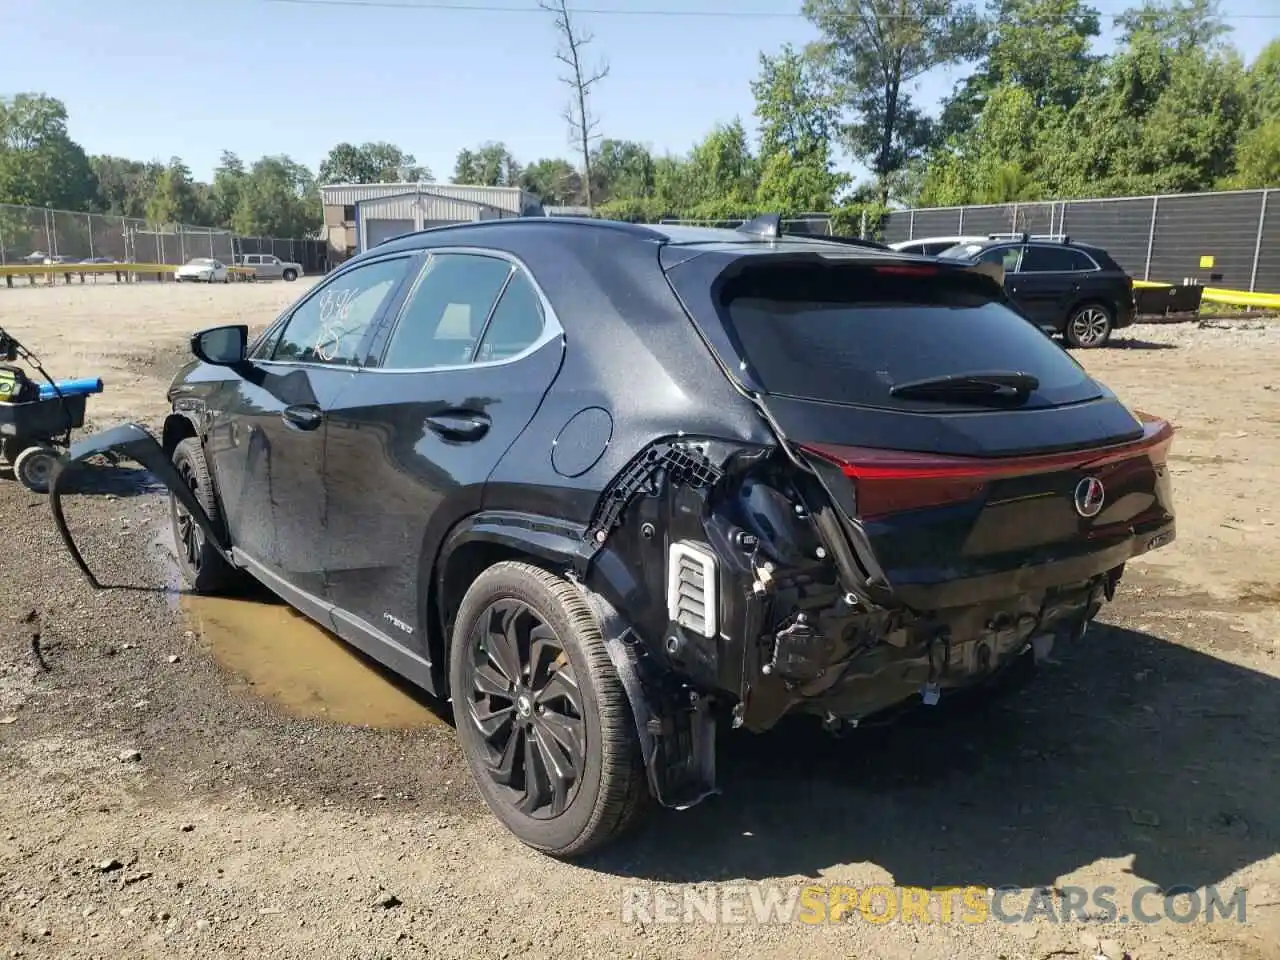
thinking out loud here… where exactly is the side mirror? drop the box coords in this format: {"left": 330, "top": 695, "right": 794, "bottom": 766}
{"left": 191, "top": 325, "right": 248, "bottom": 366}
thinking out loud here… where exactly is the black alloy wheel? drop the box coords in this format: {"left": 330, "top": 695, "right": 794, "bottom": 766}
{"left": 168, "top": 438, "right": 240, "bottom": 594}
{"left": 449, "top": 561, "right": 650, "bottom": 856}
{"left": 174, "top": 454, "right": 206, "bottom": 573}
{"left": 463, "top": 598, "right": 586, "bottom": 819}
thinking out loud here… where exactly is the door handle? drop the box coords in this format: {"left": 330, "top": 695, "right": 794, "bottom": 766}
{"left": 425, "top": 411, "right": 490, "bottom": 442}
{"left": 282, "top": 404, "right": 324, "bottom": 431}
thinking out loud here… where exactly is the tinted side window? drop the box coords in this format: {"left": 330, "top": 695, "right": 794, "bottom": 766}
{"left": 475, "top": 271, "right": 545, "bottom": 362}
{"left": 381, "top": 253, "right": 513, "bottom": 369}
{"left": 978, "top": 245, "right": 1022, "bottom": 271}
{"left": 273, "top": 257, "right": 409, "bottom": 365}
{"left": 1019, "top": 245, "right": 1079, "bottom": 272}
{"left": 1067, "top": 249, "right": 1099, "bottom": 270}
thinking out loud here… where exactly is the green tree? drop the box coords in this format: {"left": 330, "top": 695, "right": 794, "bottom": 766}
{"left": 317, "top": 142, "right": 428, "bottom": 184}
{"left": 0, "top": 93, "right": 98, "bottom": 210}
{"left": 1226, "top": 119, "right": 1280, "bottom": 188}
{"left": 145, "top": 157, "right": 200, "bottom": 225}
{"left": 803, "top": 0, "right": 985, "bottom": 204}
{"left": 651, "top": 154, "right": 697, "bottom": 212}
{"left": 90, "top": 155, "right": 162, "bottom": 219}
{"left": 755, "top": 151, "right": 849, "bottom": 212}
{"left": 921, "top": 83, "right": 1059, "bottom": 204}
{"left": 519, "top": 157, "right": 582, "bottom": 205}
{"left": 232, "top": 156, "right": 321, "bottom": 237}
{"left": 752, "top": 44, "right": 840, "bottom": 157}
{"left": 209, "top": 151, "right": 246, "bottom": 228}
{"left": 1116, "top": 0, "right": 1230, "bottom": 52}
{"left": 1071, "top": 32, "right": 1249, "bottom": 194}
{"left": 685, "top": 121, "right": 758, "bottom": 208}
{"left": 452, "top": 142, "right": 521, "bottom": 186}
{"left": 591, "top": 139, "right": 655, "bottom": 202}
{"left": 751, "top": 44, "right": 848, "bottom": 211}
{"left": 939, "top": 0, "right": 1100, "bottom": 138}
{"left": 1245, "top": 38, "right": 1280, "bottom": 121}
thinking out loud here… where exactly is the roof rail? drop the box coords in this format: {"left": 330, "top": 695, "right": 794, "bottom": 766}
{"left": 988, "top": 231, "right": 1071, "bottom": 243}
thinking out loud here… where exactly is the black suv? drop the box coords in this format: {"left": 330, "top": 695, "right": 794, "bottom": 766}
{"left": 939, "top": 236, "right": 1136, "bottom": 347}
{"left": 50, "top": 215, "right": 1176, "bottom": 857}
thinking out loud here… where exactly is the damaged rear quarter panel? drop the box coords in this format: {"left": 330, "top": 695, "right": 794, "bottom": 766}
{"left": 476, "top": 232, "right": 777, "bottom": 664}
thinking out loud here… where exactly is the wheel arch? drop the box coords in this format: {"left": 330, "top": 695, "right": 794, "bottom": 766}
{"left": 162, "top": 411, "right": 199, "bottom": 454}
{"left": 426, "top": 511, "right": 596, "bottom": 694}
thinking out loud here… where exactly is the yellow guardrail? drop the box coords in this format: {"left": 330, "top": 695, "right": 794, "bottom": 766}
{"left": 0, "top": 262, "right": 256, "bottom": 285}
{"left": 1134, "top": 278, "right": 1280, "bottom": 310}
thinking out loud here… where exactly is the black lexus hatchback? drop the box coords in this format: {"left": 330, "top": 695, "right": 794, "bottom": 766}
{"left": 50, "top": 215, "right": 1176, "bottom": 857}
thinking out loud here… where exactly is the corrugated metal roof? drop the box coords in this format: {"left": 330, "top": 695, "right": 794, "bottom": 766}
{"left": 356, "top": 191, "right": 506, "bottom": 222}
{"left": 322, "top": 182, "right": 537, "bottom": 215}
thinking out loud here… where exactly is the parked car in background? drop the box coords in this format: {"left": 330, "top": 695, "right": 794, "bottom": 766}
{"left": 236, "top": 253, "right": 302, "bottom": 282}
{"left": 175, "top": 258, "right": 230, "bottom": 283}
{"left": 52, "top": 215, "right": 1175, "bottom": 857}
{"left": 890, "top": 233, "right": 1076, "bottom": 257}
{"left": 938, "top": 235, "right": 1136, "bottom": 347}
{"left": 889, "top": 235, "right": 991, "bottom": 256}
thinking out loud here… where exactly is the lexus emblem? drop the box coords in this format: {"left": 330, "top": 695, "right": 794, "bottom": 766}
{"left": 1074, "top": 476, "right": 1106, "bottom": 518}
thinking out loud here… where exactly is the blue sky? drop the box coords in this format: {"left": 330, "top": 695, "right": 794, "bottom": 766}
{"left": 5, "top": 0, "right": 1278, "bottom": 184}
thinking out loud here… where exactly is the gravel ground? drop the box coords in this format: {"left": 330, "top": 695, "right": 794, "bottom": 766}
{"left": 1, "top": 284, "right": 1278, "bottom": 959}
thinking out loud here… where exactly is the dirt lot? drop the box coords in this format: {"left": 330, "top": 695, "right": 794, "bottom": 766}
{"left": 1, "top": 282, "right": 1278, "bottom": 960}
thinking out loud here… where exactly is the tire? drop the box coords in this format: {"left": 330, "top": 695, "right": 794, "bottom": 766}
{"left": 169, "top": 437, "right": 240, "bottom": 594}
{"left": 13, "top": 445, "right": 58, "bottom": 493}
{"left": 449, "top": 561, "right": 650, "bottom": 857}
{"left": 1064, "top": 302, "right": 1114, "bottom": 348}
{"left": 282, "top": 269, "right": 298, "bottom": 282}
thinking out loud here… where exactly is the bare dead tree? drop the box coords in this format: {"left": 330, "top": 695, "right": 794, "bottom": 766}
{"left": 538, "top": 0, "right": 608, "bottom": 211}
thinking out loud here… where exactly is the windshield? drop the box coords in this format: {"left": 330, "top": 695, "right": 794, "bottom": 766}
{"left": 188, "top": 258, "right": 214, "bottom": 266}
{"left": 719, "top": 262, "right": 1102, "bottom": 411}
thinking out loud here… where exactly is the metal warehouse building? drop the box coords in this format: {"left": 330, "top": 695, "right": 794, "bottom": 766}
{"left": 320, "top": 183, "right": 544, "bottom": 264}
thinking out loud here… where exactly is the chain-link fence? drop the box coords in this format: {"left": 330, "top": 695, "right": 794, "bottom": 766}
{"left": 0, "top": 202, "right": 236, "bottom": 267}
{"left": 882, "top": 188, "right": 1277, "bottom": 293}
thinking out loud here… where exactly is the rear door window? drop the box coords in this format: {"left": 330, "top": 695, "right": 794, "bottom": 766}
{"left": 978, "top": 245, "right": 1023, "bottom": 271}
{"left": 719, "top": 262, "right": 1102, "bottom": 410}
{"left": 1019, "top": 245, "right": 1081, "bottom": 272}
{"left": 380, "top": 253, "right": 514, "bottom": 369}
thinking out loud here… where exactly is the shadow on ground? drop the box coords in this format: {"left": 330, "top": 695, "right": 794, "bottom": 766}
{"left": 594, "top": 617, "right": 1278, "bottom": 894}
{"left": 57, "top": 458, "right": 165, "bottom": 497}
{"left": 1103, "top": 338, "right": 1180, "bottom": 351}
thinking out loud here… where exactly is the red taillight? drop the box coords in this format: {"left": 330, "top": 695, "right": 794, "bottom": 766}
{"left": 799, "top": 419, "right": 1173, "bottom": 520}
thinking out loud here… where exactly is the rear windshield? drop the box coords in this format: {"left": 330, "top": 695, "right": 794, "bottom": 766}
{"left": 719, "top": 262, "right": 1102, "bottom": 409}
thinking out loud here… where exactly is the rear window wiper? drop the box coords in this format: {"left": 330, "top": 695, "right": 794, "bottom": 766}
{"left": 889, "top": 371, "right": 1040, "bottom": 402}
